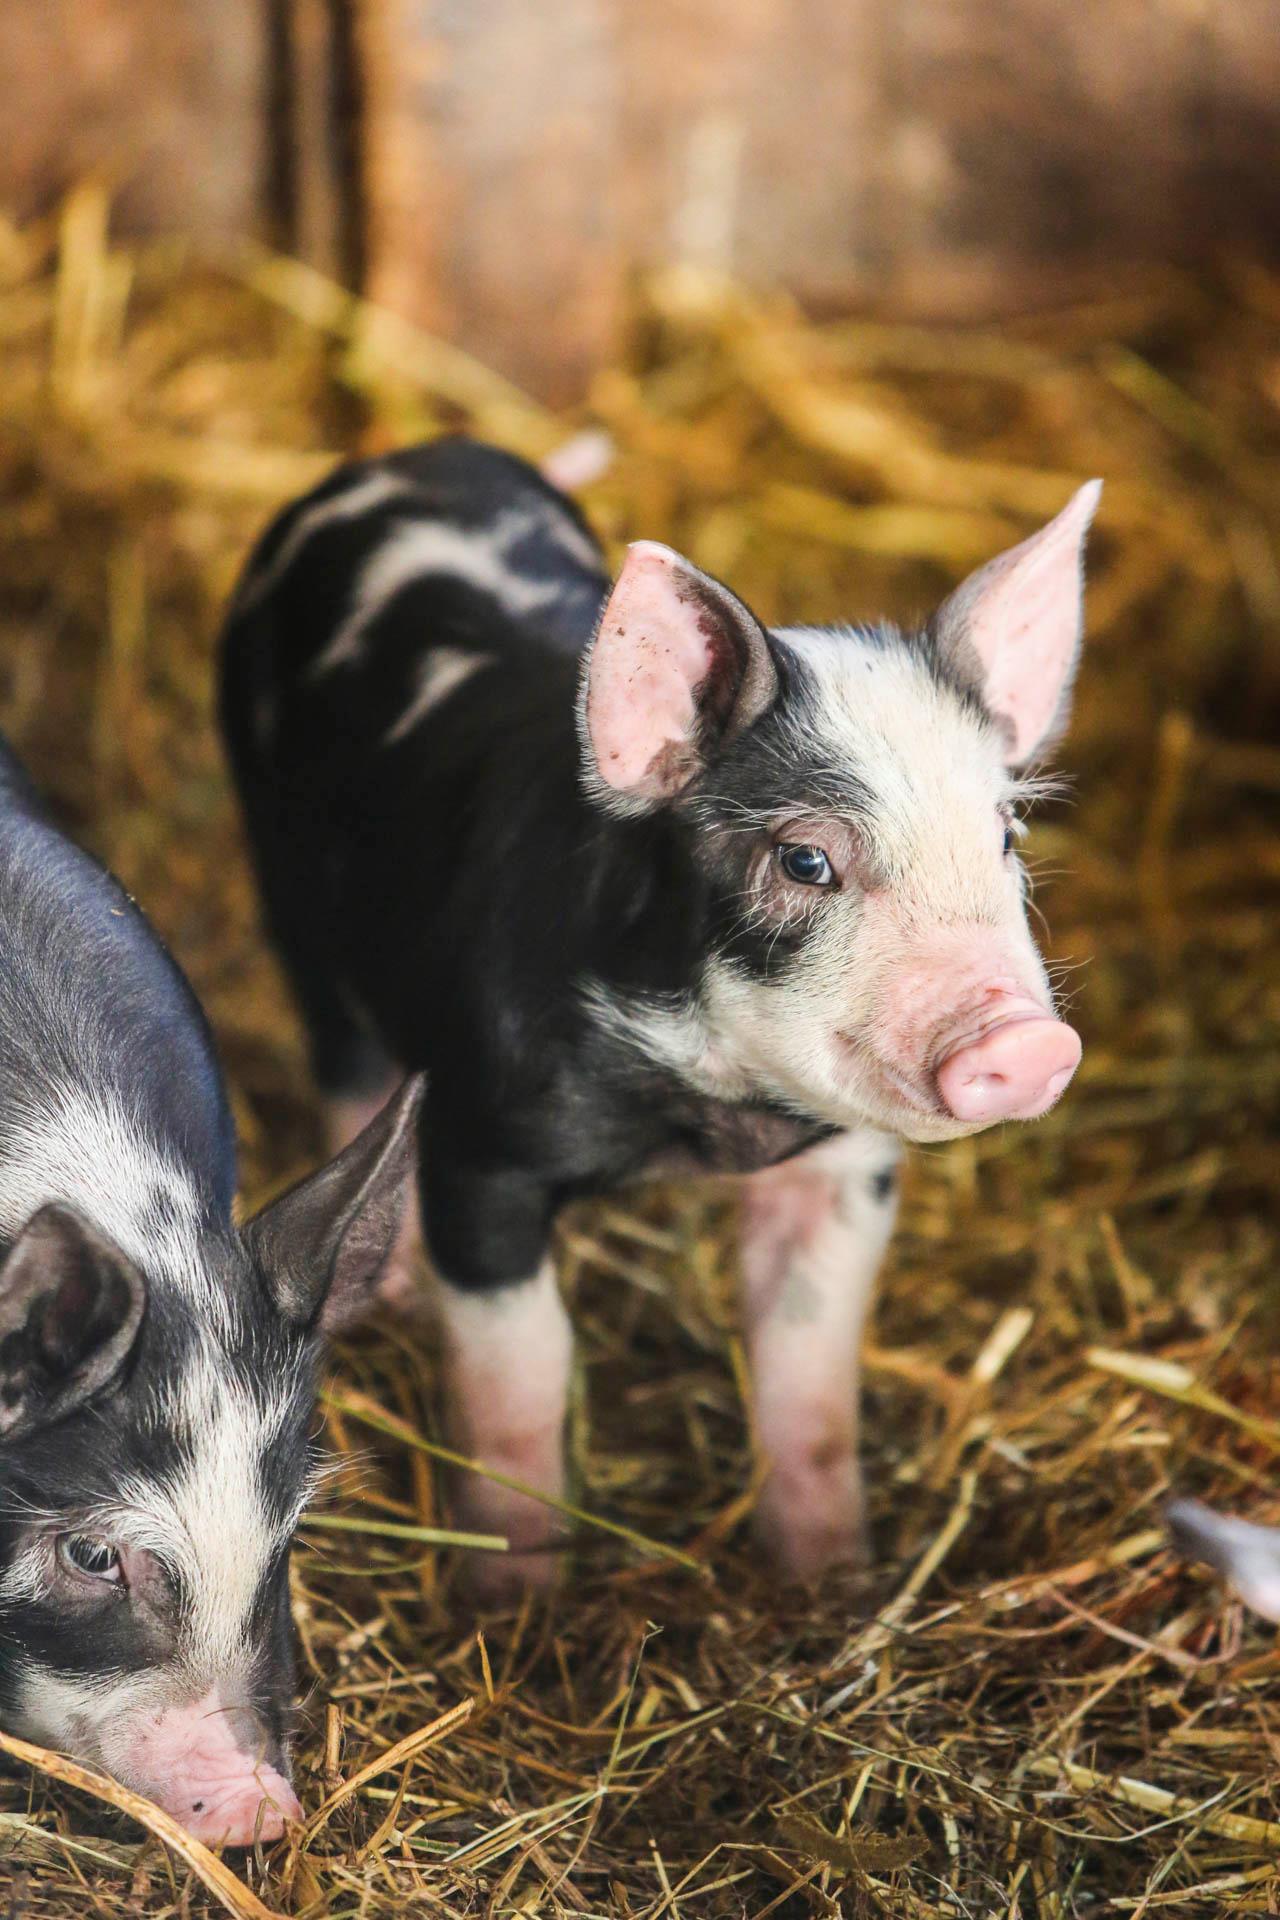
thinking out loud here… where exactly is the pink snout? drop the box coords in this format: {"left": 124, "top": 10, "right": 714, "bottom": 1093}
{"left": 935, "top": 1013, "right": 1081, "bottom": 1125}
{"left": 119, "top": 1689, "right": 302, "bottom": 1847}
{"left": 159, "top": 1761, "right": 301, "bottom": 1848}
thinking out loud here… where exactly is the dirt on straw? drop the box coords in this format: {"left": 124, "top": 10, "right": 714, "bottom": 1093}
{"left": 0, "top": 183, "right": 1279, "bottom": 1918}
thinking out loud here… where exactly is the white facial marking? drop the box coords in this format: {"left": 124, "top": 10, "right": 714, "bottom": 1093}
{"left": 0, "top": 1087, "right": 224, "bottom": 1325}
{"left": 774, "top": 626, "right": 1012, "bottom": 897}
{"left": 5, "top": 1350, "right": 305, "bottom": 1673}
{"left": 588, "top": 624, "right": 1071, "bottom": 1142}
{"left": 0, "top": 1537, "right": 50, "bottom": 1608}
{"left": 383, "top": 648, "right": 494, "bottom": 743}
{"left": 141, "top": 1351, "right": 304, "bottom": 1673}
{"left": 2, "top": 1340, "right": 309, "bottom": 1819}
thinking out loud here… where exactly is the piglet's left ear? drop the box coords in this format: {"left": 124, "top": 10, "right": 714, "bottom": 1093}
{"left": 246, "top": 1075, "right": 423, "bottom": 1329}
{"left": 0, "top": 1205, "right": 147, "bottom": 1442}
{"left": 934, "top": 480, "right": 1102, "bottom": 767}
{"left": 579, "top": 542, "right": 779, "bottom": 816}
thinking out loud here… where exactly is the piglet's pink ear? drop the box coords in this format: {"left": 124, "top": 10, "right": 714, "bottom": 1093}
{"left": 934, "top": 480, "right": 1102, "bottom": 767}
{"left": 579, "top": 542, "right": 779, "bottom": 815}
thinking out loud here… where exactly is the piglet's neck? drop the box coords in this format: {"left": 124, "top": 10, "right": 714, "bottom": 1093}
{"left": 576, "top": 805, "right": 709, "bottom": 1002}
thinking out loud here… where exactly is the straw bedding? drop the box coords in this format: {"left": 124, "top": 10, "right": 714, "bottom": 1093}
{"left": 0, "top": 187, "right": 1278, "bottom": 1917}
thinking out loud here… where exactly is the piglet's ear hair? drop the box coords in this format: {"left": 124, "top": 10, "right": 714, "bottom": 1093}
{"left": 933, "top": 480, "right": 1102, "bottom": 768}
{"left": 578, "top": 542, "right": 780, "bottom": 816}
{"left": 245, "top": 1075, "right": 423, "bottom": 1330}
{"left": 0, "top": 1204, "right": 146, "bottom": 1443}
{"left": 1167, "top": 1497, "right": 1280, "bottom": 1625}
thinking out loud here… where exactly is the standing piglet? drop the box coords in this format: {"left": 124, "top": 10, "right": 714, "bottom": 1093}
{"left": 0, "top": 739, "right": 417, "bottom": 1841}
{"left": 221, "top": 438, "right": 1099, "bottom": 1586}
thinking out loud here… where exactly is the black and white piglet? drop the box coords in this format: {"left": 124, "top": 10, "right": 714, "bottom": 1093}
{"left": 221, "top": 437, "right": 1098, "bottom": 1584}
{"left": 0, "top": 738, "right": 417, "bottom": 1841}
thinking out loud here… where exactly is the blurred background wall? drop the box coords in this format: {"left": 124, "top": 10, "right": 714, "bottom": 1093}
{"left": 4, "top": 0, "right": 1279, "bottom": 399}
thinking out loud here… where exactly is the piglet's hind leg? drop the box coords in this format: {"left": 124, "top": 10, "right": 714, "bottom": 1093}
{"left": 739, "top": 1130, "right": 900, "bottom": 1580}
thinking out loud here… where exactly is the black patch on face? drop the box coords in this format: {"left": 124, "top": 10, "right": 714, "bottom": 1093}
{"left": 0, "top": 1240, "right": 316, "bottom": 1730}
{"left": 676, "top": 624, "right": 995, "bottom": 982}
{"left": 674, "top": 666, "right": 865, "bottom": 981}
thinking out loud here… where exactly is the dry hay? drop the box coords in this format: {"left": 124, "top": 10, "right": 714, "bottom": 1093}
{"left": 0, "top": 184, "right": 1279, "bottom": 1918}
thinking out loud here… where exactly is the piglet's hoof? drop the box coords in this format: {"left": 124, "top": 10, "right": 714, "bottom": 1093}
{"left": 461, "top": 1541, "right": 565, "bottom": 1602}
{"left": 753, "top": 1480, "right": 869, "bottom": 1585}
{"left": 452, "top": 1485, "right": 567, "bottom": 1600}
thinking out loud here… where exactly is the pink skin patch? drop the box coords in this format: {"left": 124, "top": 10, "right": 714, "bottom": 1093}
{"left": 585, "top": 543, "right": 713, "bottom": 801}
{"left": 123, "top": 1690, "right": 301, "bottom": 1846}
{"left": 739, "top": 1132, "right": 896, "bottom": 1579}
{"left": 938, "top": 479, "right": 1100, "bottom": 764}
{"left": 865, "top": 931, "right": 1080, "bottom": 1132}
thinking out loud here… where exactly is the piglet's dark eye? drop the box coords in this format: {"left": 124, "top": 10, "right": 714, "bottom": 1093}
{"left": 777, "top": 844, "right": 835, "bottom": 888}
{"left": 57, "top": 1533, "right": 124, "bottom": 1585}
{"left": 1002, "top": 824, "right": 1015, "bottom": 856}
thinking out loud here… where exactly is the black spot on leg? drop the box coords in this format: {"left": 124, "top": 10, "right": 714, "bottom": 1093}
{"left": 192, "top": 1801, "right": 204, "bottom": 1812}
{"left": 870, "top": 1165, "right": 897, "bottom": 1203}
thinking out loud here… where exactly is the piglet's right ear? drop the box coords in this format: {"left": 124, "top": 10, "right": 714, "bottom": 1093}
{"left": 0, "top": 1204, "right": 146, "bottom": 1442}
{"left": 245, "top": 1075, "right": 423, "bottom": 1329}
{"left": 578, "top": 542, "right": 779, "bottom": 816}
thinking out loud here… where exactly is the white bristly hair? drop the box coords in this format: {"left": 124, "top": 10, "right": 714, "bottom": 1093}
{"left": 0, "top": 1084, "right": 227, "bottom": 1329}
{"left": 1, "top": 1342, "right": 313, "bottom": 1677}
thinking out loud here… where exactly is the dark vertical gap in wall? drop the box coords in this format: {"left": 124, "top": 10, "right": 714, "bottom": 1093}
{"left": 263, "top": 0, "right": 300, "bottom": 250}
{"left": 327, "top": 0, "right": 369, "bottom": 292}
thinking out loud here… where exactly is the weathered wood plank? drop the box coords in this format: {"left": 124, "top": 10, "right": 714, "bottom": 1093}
{"left": 0, "top": 0, "right": 266, "bottom": 236}
{"left": 4, "top": 0, "right": 1279, "bottom": 395}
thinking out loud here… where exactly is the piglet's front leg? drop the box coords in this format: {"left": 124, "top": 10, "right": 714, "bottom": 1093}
{"left": 739, "top": 1130, "right": 900, "bottom": 1580}
{"left": 426, "top": 1158, "right": 572, "bottom": 1595}
{"left": 435, "top": 1264, "right": 572, "bottom": 1593}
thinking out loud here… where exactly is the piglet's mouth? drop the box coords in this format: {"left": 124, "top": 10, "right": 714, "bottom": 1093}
{"left": 836, "top": 1046, "right": 947, "bottom": 1129}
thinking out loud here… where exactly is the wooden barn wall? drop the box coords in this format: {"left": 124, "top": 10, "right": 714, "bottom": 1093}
{"left": 0, "top": 0, "right": 267, "bottom": 240}
{"left": 4, "top": 0, "right": 1280, "bottom": 399}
